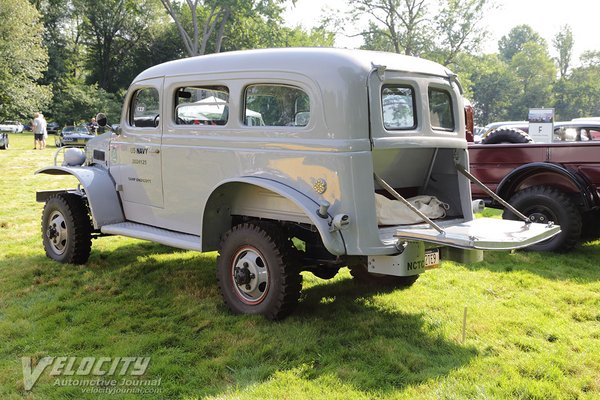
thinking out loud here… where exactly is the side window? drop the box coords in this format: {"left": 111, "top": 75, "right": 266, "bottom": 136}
{"left": 244, "top": 85, "right": 309, "bottom": 127}
{"left": 174, "top": 86, "right": 229, "bottom": 126}
{"left": 382, "top": 85, "right": 416, "bottom": 130}
{"left": 428, "top": 88, "right": 455, "bottom": 131}
{"left": 130, "top": 87, "right": 160, "bottom": 128}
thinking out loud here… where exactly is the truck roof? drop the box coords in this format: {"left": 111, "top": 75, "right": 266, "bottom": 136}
{"left": 133, "top": 47, "right": 453, "bottom": 84}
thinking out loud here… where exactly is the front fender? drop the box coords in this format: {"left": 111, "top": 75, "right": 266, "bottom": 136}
{"left": 35, "top": 166, "right": 125, "bottom": 228}
{"left": 207, "top": 176, "right": 347, "bottom": 256}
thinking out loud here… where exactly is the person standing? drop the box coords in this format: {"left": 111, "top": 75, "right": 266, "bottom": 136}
{"left": 41, "top": 113, "right": 48, "bottom": 149}
{"left": 88, "top": 117, "right": 99, "bottom": 135}
{"left": 32, "top": 112, "right": 47, "bottom": 150}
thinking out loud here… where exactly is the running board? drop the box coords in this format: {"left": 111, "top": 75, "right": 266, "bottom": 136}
{"left": 101, "top": 222, "right": 202, "bottom": 251}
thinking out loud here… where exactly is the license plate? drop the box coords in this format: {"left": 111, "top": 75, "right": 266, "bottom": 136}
{"left": 424, "top": 249, "right": 440, "bottom": 269}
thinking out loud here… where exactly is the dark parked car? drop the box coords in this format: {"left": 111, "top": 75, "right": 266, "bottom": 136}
{"left": 55, "top": 125, "right": 95, "bottom": 147}
{"left": 47, "top": 122, "right": 60, "bottom": 134}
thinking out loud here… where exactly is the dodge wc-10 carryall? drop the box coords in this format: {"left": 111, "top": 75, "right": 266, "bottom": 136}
{"left": 36, "top": 48, "right": 559, "bottom": 319}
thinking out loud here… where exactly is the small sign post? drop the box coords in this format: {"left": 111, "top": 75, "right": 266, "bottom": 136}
{"left": 528, "top": 108, "right": 554, "bottom": 143}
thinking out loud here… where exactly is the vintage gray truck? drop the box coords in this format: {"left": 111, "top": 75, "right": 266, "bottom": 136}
{"left": 36, "top": 48, "right": 559, "bottom": 319}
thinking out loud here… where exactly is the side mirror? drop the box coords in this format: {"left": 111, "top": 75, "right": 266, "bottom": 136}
{"left": 96, "top": 113, "right": 108, "bottom": 127}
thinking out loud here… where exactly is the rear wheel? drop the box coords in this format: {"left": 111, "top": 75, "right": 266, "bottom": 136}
{"left": 217, "top": 222, "right": 302, "bottom": 320}
{"left": 349, "top": 264, "right": 419, "bottom": 287}
{"left": 503, "top": 186, "right": 581, "bottom": 252}
{"left": 41, "top": 194, "right": 92, "bottom": 264}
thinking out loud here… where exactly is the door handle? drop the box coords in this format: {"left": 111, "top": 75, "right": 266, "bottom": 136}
{"left": 149, "top": 148, "right": 160, "bottom": 154}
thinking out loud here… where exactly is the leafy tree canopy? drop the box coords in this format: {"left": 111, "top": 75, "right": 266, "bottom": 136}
{"left": 0, "top": 0, "right": 51, "bottom": 120}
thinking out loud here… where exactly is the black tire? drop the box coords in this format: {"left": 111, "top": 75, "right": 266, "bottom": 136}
{"left": 349, "top": 264, "right": 419, "bottom": 287}
{"left": 216, "top": 223, "right": 302, "bottom": 320}
{"left": 482, "top": 127, "right": 532, "bottom": 144}
{"left": 41, "top": 193, "right": 92, "bottom": 264}
{"left": 503, "top": 186, "right": 581, "bottom": 252}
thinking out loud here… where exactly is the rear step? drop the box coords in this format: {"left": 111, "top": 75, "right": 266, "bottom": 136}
{"left": 101, "top": 222, "right": 202, "bottom": 251}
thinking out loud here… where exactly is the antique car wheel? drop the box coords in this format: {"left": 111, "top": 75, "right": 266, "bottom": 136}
{"left": 503, "top": 185, "right": 581, "bottom": 252}
{"left": 41, "top": 194, "right": 92, "bottom": 264}
{"left": 217, "top": 223, "right": 302, "bottom": 320}
{"left": 349, "top": 263, "right": 419, "bottom": 287}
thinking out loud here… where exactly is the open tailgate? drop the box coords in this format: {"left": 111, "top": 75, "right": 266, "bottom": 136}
{"left": 394, "top": 218, "right": 560, "bottom": 250}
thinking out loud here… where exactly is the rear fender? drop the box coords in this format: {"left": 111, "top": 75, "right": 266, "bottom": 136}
{"left": 497, "top": 162, "right": 595, "bottom": 209}
{"left": 203, "top": 177, "right": 347, "bottom": 256}
{"left": 35, "top": 166, "right": 125, "bottom": 228}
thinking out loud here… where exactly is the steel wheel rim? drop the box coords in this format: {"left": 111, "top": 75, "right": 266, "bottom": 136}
{"left": 47, "top": 210, "right": 68, "bottom": 255}
{"left": 230, "top": 246, "right": 270, "bottom": 305}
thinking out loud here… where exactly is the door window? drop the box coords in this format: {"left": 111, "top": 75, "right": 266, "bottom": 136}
{"left": 130, "top": 87, "right": 160, "bottom": 128}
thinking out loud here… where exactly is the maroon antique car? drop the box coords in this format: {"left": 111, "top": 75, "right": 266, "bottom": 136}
{"left": 468, "top": 125, "right": 600, "bottom": 252}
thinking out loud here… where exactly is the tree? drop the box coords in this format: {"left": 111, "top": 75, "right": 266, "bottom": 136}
{"left": 553, "top": 25, "right": 574, "bottom": 78}
{"left": 50, "top": 77, "right": 122, "bottom": 125}
{"left": 159, "top": 0, "right": 232, "bottom": 56}
{"left": 349, "top": 0, "right": 432, "bottom": 56}
{"left": 554, "top": 56, "right": 600, "bottom": 120}
{"left": 454, "top": 53, "right": 519, "bottom": 125}
{"left": 78, "top": 0, "right": 159, "bottom": 92}
{"left": 508, "top": 41, "right": 556, "bottom": 119}
{"left": 349, "top": 0, "right": 492, "bottom": 65}
{"left": 159, "top": 0, "right": 292, "bottom": 57}
{"left": 433, "top": 0, "right": 490, "bottom": 66}
{"left": 0, "top": 0, "right": 51, "bottom": 120}
{"left": 498, "top": 24, "right": 545, "bottom": 62}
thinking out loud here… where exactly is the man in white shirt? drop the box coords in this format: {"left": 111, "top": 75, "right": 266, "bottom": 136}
{"left": 32, "top": 112, "right": 47, "bottom": 150}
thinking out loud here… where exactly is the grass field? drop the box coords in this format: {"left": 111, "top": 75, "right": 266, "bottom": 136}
{"left": 0, "top": 133, "right": 599, "bottom": 399}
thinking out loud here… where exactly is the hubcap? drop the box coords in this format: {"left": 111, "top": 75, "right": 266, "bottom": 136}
{"left": 231, "top": 247, "right": 269, "bottom": 304}
{"left": 46, "top": 210, "right": 68, "bottom": 255}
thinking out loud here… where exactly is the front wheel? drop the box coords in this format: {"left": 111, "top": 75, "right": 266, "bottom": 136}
{"left": 42, "top": 194, "right": 92, "bottom": 264}
{"left": 216, "top": 223, "right": 302, "bottom": 320}
{"left": 503, "top": 186, "right": 581, "bottom": 252}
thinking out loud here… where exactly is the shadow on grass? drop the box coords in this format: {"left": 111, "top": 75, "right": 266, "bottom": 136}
{"left": 8, "top": 241, "right": 477, "bottom": 397}
{"left": 462, "top": 240, "right": 600, "bottom": 283}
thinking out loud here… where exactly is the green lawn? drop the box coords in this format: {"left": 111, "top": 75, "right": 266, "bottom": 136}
{"left": 0, "top": 134, "right": 598, "bottom": 399}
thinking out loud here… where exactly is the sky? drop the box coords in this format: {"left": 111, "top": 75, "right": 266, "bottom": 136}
{"left": 283, "top": 0, "right": 598, "bottom": 65}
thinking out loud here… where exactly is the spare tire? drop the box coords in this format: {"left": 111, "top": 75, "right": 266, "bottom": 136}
{"left": 482, "top": 127, "right": 532, "bottom": 144}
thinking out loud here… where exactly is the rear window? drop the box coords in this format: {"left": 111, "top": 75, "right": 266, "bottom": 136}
{"left": 428, "top": 88, "right": 454, "bottom": 131}
{"left": 244, "top": 85, "right": 309, "bottom": 127}
{"left": 382, "top": 85, "right": 416, "bottom": 130}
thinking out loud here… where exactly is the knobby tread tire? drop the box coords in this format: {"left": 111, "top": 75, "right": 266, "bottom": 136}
{"left": 482, "top": 127, "right": 532, "bottom": 144}
{"left": 503, "top": 185, "right": 581, "bottom": 252}
{"left": 41, "top": 193, "right": 92, "bottom": 264}
{"left": 216, "top": 222, "right": 302, "bottom": 320}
